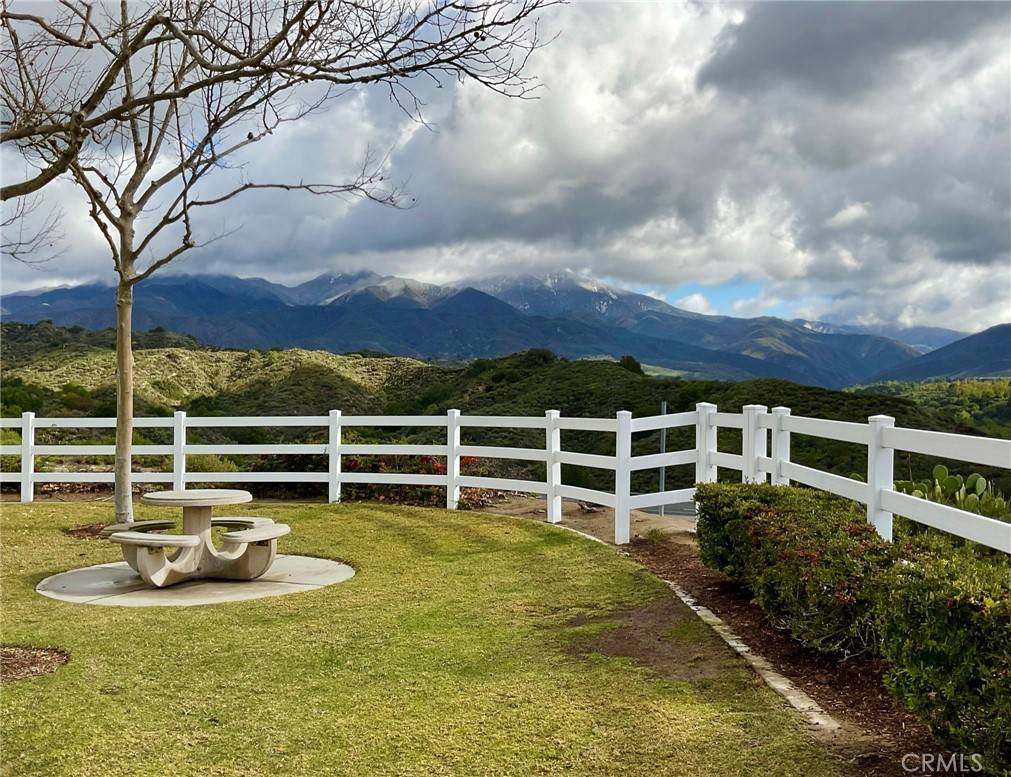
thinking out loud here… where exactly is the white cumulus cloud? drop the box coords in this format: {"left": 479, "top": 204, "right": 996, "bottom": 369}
{"left": 674, "top": 293, "right": 717, "bottom": 315}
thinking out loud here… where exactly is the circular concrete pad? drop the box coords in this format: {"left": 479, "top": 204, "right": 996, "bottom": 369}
{"left": 36, "top": 555, "right": 355, "bottom": 607}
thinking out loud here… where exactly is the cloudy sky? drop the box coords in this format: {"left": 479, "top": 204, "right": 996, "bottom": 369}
{"left": 2, "top": 1, "right": 1010, "bottom": 331}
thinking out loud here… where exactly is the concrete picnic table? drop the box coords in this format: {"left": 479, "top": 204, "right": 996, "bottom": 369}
{"left": 104, "top": 489, "right": 290, "bottom": 588}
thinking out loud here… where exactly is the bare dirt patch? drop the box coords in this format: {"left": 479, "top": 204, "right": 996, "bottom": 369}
{"left": 627, "top": 535, "right": 944, "bottom": 777}
{"left": 62, "top": 522, "right": 108, "bottom": 539}
{"left": 567, "top": 594, "right": 742, "bottom": 682}
{"left": 473, "top": 493, "right": 696, "bottom": 540}
{"left": 1, "top": 646, "right": 68, "bottom": 682}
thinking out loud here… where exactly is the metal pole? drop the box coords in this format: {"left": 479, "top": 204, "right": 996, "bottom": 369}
{"left": 658, "top": 400, "right": 667, "bottom": 517}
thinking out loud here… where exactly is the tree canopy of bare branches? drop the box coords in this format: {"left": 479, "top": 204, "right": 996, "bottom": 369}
{"left": 2, "top": 0, "right": 553, "bottom": 200}
{"left": 1, "top": 0, "right": 554, "bottom": 522}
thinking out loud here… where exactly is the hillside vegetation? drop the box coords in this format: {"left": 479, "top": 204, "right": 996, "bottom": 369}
{"left": 2, "top": 323, "right": 950, "bottom": 427}
{"left": 3, "top": 322, "right": 451, "bottom": 417}
{"left": 2, "top": 323, "right": 1004, "bottom": 495}
{"left": 0, "top": 320, "right": 201, "bottom": 368}
{"left": 8, "top": 347, "right": 448, "bottom": 417}
{"left": 851, "top": 379, "right": 1011, "bottom": 438}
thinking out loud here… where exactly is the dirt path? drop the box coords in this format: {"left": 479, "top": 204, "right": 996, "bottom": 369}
{"left": 473, "top": 493, "right": 697, "bottom": 541}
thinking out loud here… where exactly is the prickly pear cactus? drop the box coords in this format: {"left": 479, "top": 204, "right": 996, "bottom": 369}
{"left": 894, "top": 467, "right": 1009, "bottom": 520}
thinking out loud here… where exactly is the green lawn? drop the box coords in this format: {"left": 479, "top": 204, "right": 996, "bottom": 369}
{"left": 1, "top": 502, "right": 842, "bottom": 776}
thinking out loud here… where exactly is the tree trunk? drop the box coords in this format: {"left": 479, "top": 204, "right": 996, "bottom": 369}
{"left": 114, "top": 278, "right": 135, "bottom": 524}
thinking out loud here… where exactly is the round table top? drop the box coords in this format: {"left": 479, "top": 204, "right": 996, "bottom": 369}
{"left": 140, "top": 489, "right": 252, "bottom": 507}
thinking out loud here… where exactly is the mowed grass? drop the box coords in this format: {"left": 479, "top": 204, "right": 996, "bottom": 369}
{"left": 1, "top": 502, "right": 842, "bottom": 776}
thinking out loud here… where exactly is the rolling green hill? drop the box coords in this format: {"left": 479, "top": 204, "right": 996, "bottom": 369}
{"left": 0, "top": 320, "right": 202, "bottom": 368}
{"left": 4, "top": 343, "right": 449, "bottom": 417}
{"left": 851, "top": 379, "right": 1011, "bottom": 438}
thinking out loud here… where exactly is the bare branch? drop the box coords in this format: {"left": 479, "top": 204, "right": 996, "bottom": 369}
{"left": 0, "top": 194, "right": 63, "bottom": 263}
{"left": 3, "top": 0, "right": 551, "bottom": 291}
{"left": 2, "top": 0, "right": 558, "bottom": 200}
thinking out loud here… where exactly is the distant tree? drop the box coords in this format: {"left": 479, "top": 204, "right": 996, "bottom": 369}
{"left": 1, "top": 0, "right": 554, "bottom": 523}
{"left": 619, "top": 355, "right": 644, "bottom": 375}
{"left": 516, "top": 348, "right": 557, "bottom": 368}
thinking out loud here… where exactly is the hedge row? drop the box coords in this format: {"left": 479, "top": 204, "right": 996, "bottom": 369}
{"left": 694, "top": 483, "right": 1011, "bottom": 776}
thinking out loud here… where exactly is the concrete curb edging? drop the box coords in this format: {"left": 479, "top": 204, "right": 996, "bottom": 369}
{"left": 548, "top": 521, "right": 841, "bottom": 734}
{"left": 663, "top": 579, "right": 841, "bottom": 733}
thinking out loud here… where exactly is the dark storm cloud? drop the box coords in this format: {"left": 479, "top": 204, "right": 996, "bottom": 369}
{"left": 697, "top": 1, "right": 1011, "bottom": 97}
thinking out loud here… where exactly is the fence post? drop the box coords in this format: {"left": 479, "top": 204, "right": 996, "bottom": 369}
{"left": 695, "top": 403, "right": 717, "bottom": 484}
{"left": 446, "top": 409, "right": 461, "bottom": 510}
{"left": 867, "top": 415, "right": 895, "bottom": 542}
{"left": 658, "top": 400, "right": 667, "bottom": 517}
{"left": 741, "top": 404, "right": 768, "bottom": 483}
{"left": 172, "top": 411, "right": 187, "bottom": 491}
{"left": 614, "top": 410, "right": 633, "bottom": 545}
{"left": 545, "top": 410, "right": 562, "bottom": 524}
{"left": 770, "top": 406, "right": 791, "bottom": 486}
{"left": 328, "top": 410, "right": 342, "bottom": 504}
{"left": 20, "top": 411, "right": 35, "bottom": 503}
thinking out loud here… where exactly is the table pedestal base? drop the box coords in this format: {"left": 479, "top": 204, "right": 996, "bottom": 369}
{"left": 122, "top": 537, "right": 280, "bottom": 588}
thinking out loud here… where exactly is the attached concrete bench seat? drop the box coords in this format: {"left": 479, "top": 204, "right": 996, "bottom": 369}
{"left": 210, "top": 517, "right": 275, "bottom": 530}
{"left": 212, "top": 523, "right": 291, "bottom": 581}
{"left": 107, "top": 531, "right": 203, "bottom": 587}
{"left": 221, "top": 523, "right": 291, "bottom": 545}
{"left": 108, "top": 531, "right": 202, "bottom": 548}
{"left": 99, "top": 520, "right": 176, "bottom": 538}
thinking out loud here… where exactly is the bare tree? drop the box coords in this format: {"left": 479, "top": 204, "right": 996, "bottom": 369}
{"left": 1, "top": 0, "right": 553, "bottom": 523}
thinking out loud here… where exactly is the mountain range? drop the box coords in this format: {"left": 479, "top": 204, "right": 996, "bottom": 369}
{"left": 1, "top": 269, "right": 998, "bottom": 387}
{"left": 872, "top": 324, "right": 1011, "bottom": 381}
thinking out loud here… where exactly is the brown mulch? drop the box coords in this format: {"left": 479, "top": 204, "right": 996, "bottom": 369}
{"left": 62, "top": 522, "right": 108, "bottom": 539}
{"left": 1, "top": 646, "right": 68, "bottom": 682}
{"left": 627, "top": 537, "right": 946, "bottom": 777}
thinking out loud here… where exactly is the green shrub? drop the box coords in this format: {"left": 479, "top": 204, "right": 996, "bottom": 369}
{"left": 695, "top": 482, "right": 1011, "bottom": 773}
{"left": 59, "top": 382, "right": 96, "bottom": 412}
{"left": 490, "top": 369, "right": 518, "bottom": 384}
{"left": 0, "top": 428, "right": 20, "bottom": 474}
{"left": 877, "top": 540, "right": 1011, "bottom": 776}
{"left": 465, "top": 358, "right": 495, "bottom": 376}
{"left": 695, "top": 483, "right": 895, "bottom": 653}
{"left": 0, "top": 376, "right": 55, "bottom": 415}
{"left": 182, "top": 454, "right": 240, "bottom": 479}
{"left": 694, "top": 481, "right": 771, "bottom": 577}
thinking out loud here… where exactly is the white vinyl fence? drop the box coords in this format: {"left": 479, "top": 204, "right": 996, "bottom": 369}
{"left": 2, "top": 404, "right": 1009, "bottom": 552}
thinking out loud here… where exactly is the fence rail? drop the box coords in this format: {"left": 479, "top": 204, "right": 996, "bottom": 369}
{"left": 3, "top": 404, "right": 1009, "bottom": 551}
